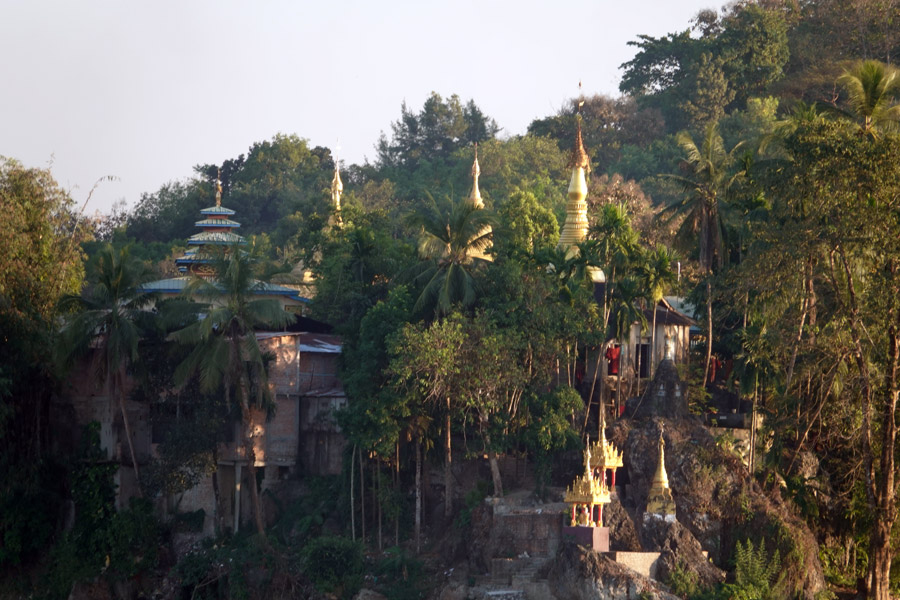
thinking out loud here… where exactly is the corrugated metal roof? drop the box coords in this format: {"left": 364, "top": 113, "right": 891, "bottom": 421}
{"left": 643, "top": 298, "right": 698, "bottom": 328}
{"left": 303, "top": 386, "right": 346, "bottom": 398}
{"left": 256, "top": 332, "right": 342, "bottom": 353}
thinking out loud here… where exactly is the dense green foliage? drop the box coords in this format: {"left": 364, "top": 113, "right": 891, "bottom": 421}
{"left": 9, "top": 2, "right": 900, "bottom": 597}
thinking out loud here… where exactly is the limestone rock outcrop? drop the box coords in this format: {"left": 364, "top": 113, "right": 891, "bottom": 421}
{"left": 547, "top": 541, "right": 679, "bottom": 600}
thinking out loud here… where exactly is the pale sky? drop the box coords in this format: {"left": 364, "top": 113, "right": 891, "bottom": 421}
{"left": 1, "top": 1, "right": 718, "bottom": 215}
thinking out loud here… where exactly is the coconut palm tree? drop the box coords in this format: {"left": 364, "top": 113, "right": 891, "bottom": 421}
{"left": 835, "top": 60, "right": 900, "bottom": 138}
{"left": 638, "top": 245, "right": 678, "bottom": 378}
{"left": 608, "top": 276, "right": 647, "bottom": 405}
{"left": 57, "top": 245, "right": 158, "bottom": 496}
{"left": 663, "top": 122, "right": 746, "bottom": 385}
{"left": 409, "top": 195, "right": 494, "bottom": 318}
{"left": 169, "top": 248, "right": 292, "bottom": 540}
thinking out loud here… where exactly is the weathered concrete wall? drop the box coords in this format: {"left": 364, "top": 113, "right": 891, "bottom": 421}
{"left": 488, "top": 507, "right": 563, "bottom": 558}
{"left": 606, "top": 551, "right": 661, "bottom": 579}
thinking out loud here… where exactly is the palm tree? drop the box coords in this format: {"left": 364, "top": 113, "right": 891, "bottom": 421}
{"left": 410, "top": 195, "right": 494, "bottom": 318}
{"left": 638, "top": 245, "right": 678, "bottom": 378}
{"left": 835, "top": 60, "right": 900, "bottom": 138}
{"left": 663, "top": 122, "right": 746, "bottom": 386}
{"left": 608, "top": 276, "right": 647, "bottom": 405}
{"left": 169, "top": 248, "right": 292, "bottom": 540}
{"left": 58, "top": 245, "right": 158, "bottom": 496}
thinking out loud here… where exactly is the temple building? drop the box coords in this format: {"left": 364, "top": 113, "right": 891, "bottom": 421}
{"left": 139, "top": 175, "right": 309, "bottom": 311}
{"left": 174, "top": 177, "right": 245, "bottom": 275}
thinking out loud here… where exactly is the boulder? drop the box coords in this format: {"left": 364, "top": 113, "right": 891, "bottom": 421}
{"left": 547, "top": 541, "right": 678, "bottom": 600}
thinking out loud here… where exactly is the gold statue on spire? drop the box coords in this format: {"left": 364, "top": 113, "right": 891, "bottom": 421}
{"left": 215, "top": 169, "right": 223, "bottom": 208}
{"left": 330, "top": 157, "right": 343, "bottom": 230}
{"left": 468, "top": 143, "right": 484, "bottom": 208}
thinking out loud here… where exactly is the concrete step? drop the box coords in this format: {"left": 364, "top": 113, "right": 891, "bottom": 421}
{"left": 482, "top": 590, "right": 526, "bottom": 600}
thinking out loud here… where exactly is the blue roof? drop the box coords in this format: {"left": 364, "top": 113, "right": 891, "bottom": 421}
{"left": 138, "top": 277, "right": 310, "bottom": 303}
{"left": 195, "top": 218, "right": 241, "bottom": 228}
{"left": 187, "top": 231, "right": 246, "bottom": 245}
{"left": 200, "top": 205, "right": 236, "bottom": 216}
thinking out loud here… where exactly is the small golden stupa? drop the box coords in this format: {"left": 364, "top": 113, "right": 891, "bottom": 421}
{"left": 565, "top": 440, "right": 611, "bottom": 526}
{"left": 645, "top": 431, "right": 676, "bottom": 519}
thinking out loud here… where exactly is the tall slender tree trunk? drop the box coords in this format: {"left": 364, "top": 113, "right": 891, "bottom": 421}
{"left": 583, "top": 343, "right": 611, "bottom": 435}
{"left": 444, "top": 397, "right": 452, "bottom": 518}
{"left": 377, "top": 464, "right": 383, "bottom": 551}
{"left": 703, "top": 281, "right": 713, "bottom": 387}
{"left": 870, "top": 304, "right": 899, "bottom": 599}
{"left": 395, "top": 442, "right": 400, "bottom": 546}
{"left": 650, "top": 302, "right": 658, "bottom": 378}
{"left": 482, "top": 420, "right": 503, "bottom": 498}
{"left": 350, "top": 445, "right": 356, "bottom": 541}
{"left": 415, "top": 437, "right": 422, "bottom": 555}
{"left": 240, "top": 401, "right": 267, "bottom": 542}
{"left": 359, "top": 446, "right": 366, "bottom": 543}
{"left": 114, "top": 368, "right": 143, "bottom": 497}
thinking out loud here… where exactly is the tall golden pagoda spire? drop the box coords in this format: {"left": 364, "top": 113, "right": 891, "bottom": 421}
{"left": 466, "top": 143, "right": 492, "bottom": 262}
{"left": 557, "top": 114, "right": 590, "bottom": 256}
{"left": 330, "top": 157, "right": 343, "bottom": 230}
{"left": 468, "top": 143, "right": 484, "bottom": 209}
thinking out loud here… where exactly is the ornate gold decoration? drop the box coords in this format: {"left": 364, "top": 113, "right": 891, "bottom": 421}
{"left": 558, "top": 115, "right": 602, "bottom": 284}
{"left": 565, "top": 438, "right": 611, "bottom": 526}
{"left": 330, "top": 159, "right": 343, "bottom": 230}
{"left": 590, "top": 428, "right": 623, "bottom": 471}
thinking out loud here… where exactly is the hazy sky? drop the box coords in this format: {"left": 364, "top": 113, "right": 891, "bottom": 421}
{"left": 1, "top": 1, "right": 718, "bottom": 215}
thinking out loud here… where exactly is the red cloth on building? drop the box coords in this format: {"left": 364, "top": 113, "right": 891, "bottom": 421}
{"left": 605, "top": 346, "right": 621, "bottom": 375}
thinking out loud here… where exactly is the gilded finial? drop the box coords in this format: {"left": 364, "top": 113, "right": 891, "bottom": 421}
{"left": 653, "top": 429, "right": 669, "bottom": 489}
{"left": 331, "top": 155, "right": 344, "bottom": 229}
{"left": 215, "top": 169, "right": 223, "bottom": 208}
{"left": 568, "top": 115, "right": 590, "bottom": 171}
{"left": 468, "top": 143, "right": 483, "bottom": 208}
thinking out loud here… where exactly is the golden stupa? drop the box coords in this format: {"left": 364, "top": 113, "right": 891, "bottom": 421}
{"left": 645, "top": 432, "right": 676, "bottom": 518}
{"left": 465, "top": 144, "right": 493, "bottom": 262}
{"left": 556, "top": 113, "right": 604, "bottom": 282}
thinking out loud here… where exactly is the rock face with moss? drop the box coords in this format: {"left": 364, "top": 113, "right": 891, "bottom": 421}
{"left": 606, "top": 362, "right": 826, "bottom": 597}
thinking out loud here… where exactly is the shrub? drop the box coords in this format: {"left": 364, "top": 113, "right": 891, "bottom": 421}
{"left": 302, "top": 535, "right": 364, "bottom": 596}
{"left": 722, "top": 539, "right": 782, "bottom": 600}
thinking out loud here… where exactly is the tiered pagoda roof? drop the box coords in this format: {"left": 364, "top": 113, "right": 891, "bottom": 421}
{"left": 175, "top": 179, "right": 246, "bottom": 274}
